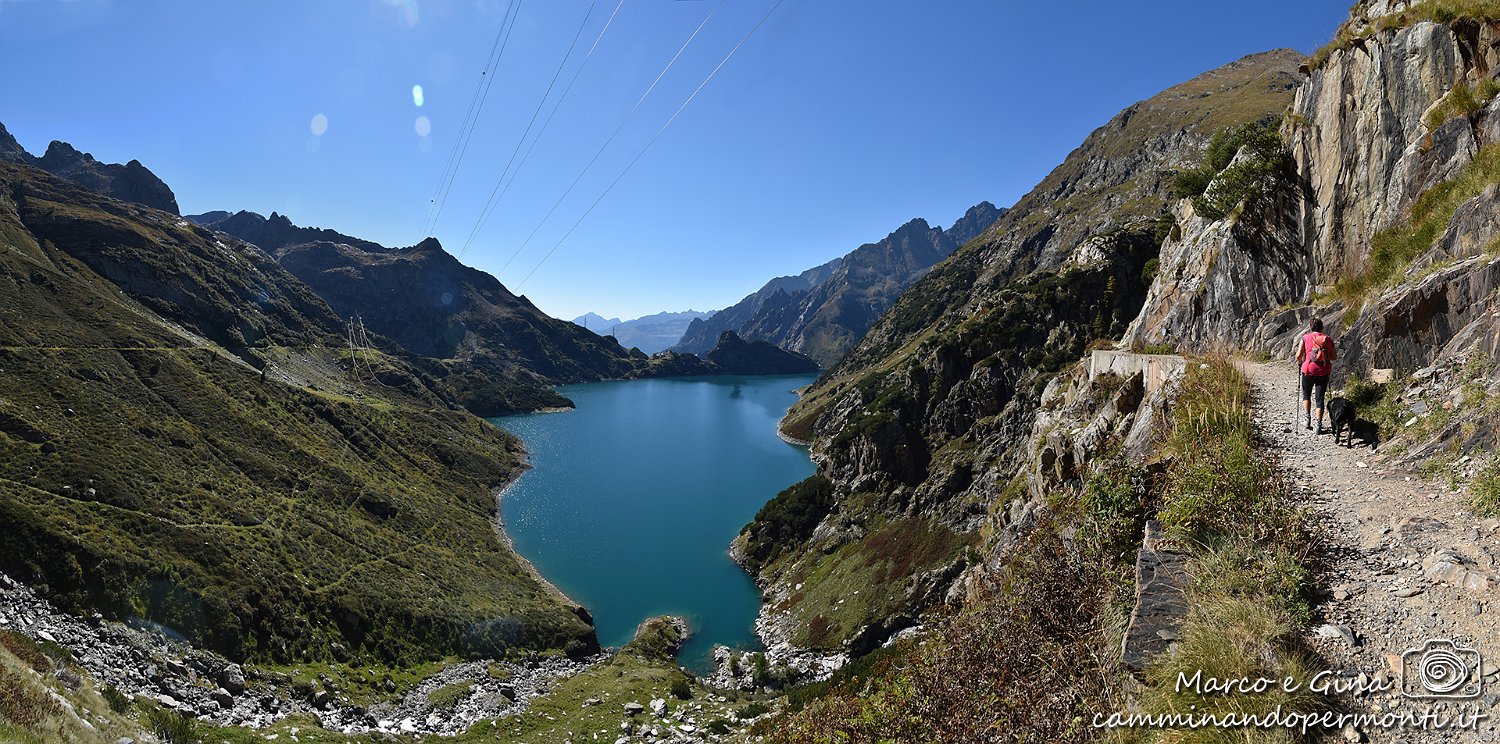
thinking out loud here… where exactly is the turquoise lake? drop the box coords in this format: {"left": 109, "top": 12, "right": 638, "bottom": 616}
{"left": 493, "top": 373, "right": 818, "bottom": 673}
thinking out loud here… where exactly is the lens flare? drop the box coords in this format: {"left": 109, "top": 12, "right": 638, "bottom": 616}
{"left": 379, "top": 0, "right": 419, "bottom": 28}
{"left": 415, "top": 116, "right": 432, "bottom": 137}
{"left": 412, "top": 84, "right": 425, "bottom": 107}
{"left": 309, "top": 113, "right": 329, "bottom": 136}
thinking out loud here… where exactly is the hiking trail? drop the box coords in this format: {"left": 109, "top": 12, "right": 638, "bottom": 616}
{"left": 1245, "top": 361, "right": 1500, "bottom": 742}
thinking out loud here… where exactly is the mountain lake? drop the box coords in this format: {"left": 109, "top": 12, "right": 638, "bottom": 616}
{"left": 494, "top": 373, "right": 818, "bottom": 673}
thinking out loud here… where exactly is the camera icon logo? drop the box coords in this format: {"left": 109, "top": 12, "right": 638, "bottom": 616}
{"left": 1400, "top": 639, "right": 1483, "bottom": 699}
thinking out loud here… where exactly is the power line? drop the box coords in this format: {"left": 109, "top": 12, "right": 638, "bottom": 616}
{"left": 493, "top": 0, "right": 727, "bottom": 278}
{"left": 456, "top": 0, "right": 605, "bottom": 260}
{"left": 417, "top": 0, "right": 525, "bottom": 242}
{"left": 516, "top": 0, "right": 787, "bottom": 289}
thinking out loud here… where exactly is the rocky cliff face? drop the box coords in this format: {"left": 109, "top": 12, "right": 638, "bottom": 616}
{"left": 1128, "top": 6, "right": 1500, "bottom": 380}
{"left": 673, "top": 257, "right": 843, "bottom": 355}
{"left": 0, "top": 124, "right": 179, "bottom": 214}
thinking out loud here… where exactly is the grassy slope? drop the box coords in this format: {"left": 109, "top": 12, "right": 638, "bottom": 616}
{"left": 0, "top": 161, "right": 592, "bottom": 664}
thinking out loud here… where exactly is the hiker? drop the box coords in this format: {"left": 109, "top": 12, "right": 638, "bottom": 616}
{"left": 1295, "top": 317, "right": 1337, "bottom": 434}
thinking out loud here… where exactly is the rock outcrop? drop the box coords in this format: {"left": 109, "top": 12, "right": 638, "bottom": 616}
{"left": 704, "top": 331, "right": 820, "bottom": 375}
{"left": 1130, "top": 8, "right": 1500, "bottom": 375}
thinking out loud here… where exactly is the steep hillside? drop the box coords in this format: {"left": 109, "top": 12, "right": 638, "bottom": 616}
{"left": 195, "top": 211, "right": 756, "bottom": 415}
{"left": 0, "top": 160, "right": 596, "bottom": 667}
{"left": 756, "top": 4, "right": 1500, "bottom": 739}
{"left": 676, "top": 202, "right": 1003, "bottom": 367}
{"left": 0, "top": 123, "right": 179, "bottom": 214}
{"left": 743, "top": 49, "right": 1305, "bottom": 660}
{"left": 674, "top": 257, "right": 843, "bottom": 354}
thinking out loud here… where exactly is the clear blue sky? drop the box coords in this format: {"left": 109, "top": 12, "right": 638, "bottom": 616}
{"left": 1, "top": 0, "right": 1347, "bottom": 321}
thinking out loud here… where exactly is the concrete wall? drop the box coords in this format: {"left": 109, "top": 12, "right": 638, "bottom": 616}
{"left": 1089, "top": 350, "right": 1186, "bottom": 395}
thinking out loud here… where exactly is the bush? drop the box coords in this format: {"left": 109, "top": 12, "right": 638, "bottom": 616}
{"left": 1470, "top": 459, "right": 1500, "bottom": 516}
{"left": 101, "top": 684, "right": 132, "bottom": 713}
{"left": 0, "top": 667, "right": 60, "bottom": 728}
{"left": 1171, "top": 117, "right": 1290, "bottom": 221}
{"left": 669, "top": 677, "right": 692, "bottom": 700}
{"left": 145, "top": 705, "right": 203, "bottom": 744}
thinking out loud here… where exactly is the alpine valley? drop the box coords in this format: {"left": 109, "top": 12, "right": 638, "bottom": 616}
{"left": 3, "top": 1, "right": 1500, "bottom": 743}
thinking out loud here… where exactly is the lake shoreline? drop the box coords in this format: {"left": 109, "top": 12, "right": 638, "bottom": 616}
{"left": 491, "top": 469, "right": 591, "bottom": 618}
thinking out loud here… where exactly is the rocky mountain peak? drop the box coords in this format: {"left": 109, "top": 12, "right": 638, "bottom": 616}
{"left": 0, "top": 126, "right": 181, "bottom": 214}
{"left": 0, "top": 122, "right": 31, "bottom": 162}
{"left": 945, "top": 200, "right": 1005, "bottom": 245}
{"left": 408, "top": 236, "right": 446, "bottom": 254}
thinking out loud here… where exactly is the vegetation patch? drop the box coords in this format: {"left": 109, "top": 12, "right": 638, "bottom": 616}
{"left": 1309, "top": 0, "right": 1500, "bottom": 70}
{"left": 1471, "top": 458, "right": 1500, "bottom": 516}
{"left": 623, "top": 616, "right": 687, "bottom": 661}
{"left": 1427, "top": 78, "right": 1500, "bottom": 129}
{"left": 426, "top": 679, "right": 474, "bottom": 711}
{"left": 1332, "top": 143, "right": 1500, "bottom": 309}
{"left": 1170, "top": 117, "right": 1290, "bottom": 221}
{"left": 738, "top": 475, "right": 835, "bottom": 573}
{"left": 760, "top": 358, "right": 1327, "bottom": 740}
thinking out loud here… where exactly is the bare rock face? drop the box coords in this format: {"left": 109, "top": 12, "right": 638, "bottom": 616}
{"left": 1128, "top": 9, "right": 1500, "bottom": 368}
{"left": 1291, "top": 19, "right": 1493, "bottom": 281}
{"left": 37, "top": 141, "right": 180, "bottom": 215}
{"left": 1123, "top": 172, "right": 1308, "bottom": 351}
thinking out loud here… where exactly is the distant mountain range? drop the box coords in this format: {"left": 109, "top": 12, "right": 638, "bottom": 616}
{"left": 571, "top": 310, "right": 713, "bottom": 354}
{"left": 673, "top": 201, "right": 1003, "bottom": 367}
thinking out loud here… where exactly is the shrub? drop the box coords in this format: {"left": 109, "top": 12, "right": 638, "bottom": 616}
{"left": 669, "top": 677, "right": 692, "bottom": 700}
{"left": 0, "top": 667, "right": 60, "bottom": 728}
{"left": 1140, "top": 257, "right": 1160, "bottom": 285}
{"left": 1171, "top": 117, "right": 1290, "bottom": 221}
{"left": 1470, "top": 459, "right": 1500, "bottom": 516}
{"left": 145, "top": 705, "right": 203, "bottom": 744}
{"left": 737, "top": 701, "right": 770, "bottom": 719}
{"left": 0, "top": 632, "right": 49, "bottom": 673}
{"left": 101, "top": 684, "right": 132, "bottom": 713}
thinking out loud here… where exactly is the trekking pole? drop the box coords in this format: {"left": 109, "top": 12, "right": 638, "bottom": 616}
{"left": 1297, "top": 369, "right": 1304, "bottom": 431}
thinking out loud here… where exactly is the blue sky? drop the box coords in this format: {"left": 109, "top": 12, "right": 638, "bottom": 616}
{"left": 1, "top": 0, "right": 1347, "bottom": 321}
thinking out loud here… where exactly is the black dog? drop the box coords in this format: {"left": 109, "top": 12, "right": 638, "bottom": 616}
{"left": 1326, "top": 397, "right": 1355, "bottom": 447}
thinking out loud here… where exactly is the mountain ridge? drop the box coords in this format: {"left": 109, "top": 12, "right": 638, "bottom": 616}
{"left": 673, "top": 201, "right": 1003, "bottom": 366}
{"left": 0, "top": 123, "right": 179, "bottom": 214}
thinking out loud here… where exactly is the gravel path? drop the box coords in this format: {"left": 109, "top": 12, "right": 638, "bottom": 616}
{"left": 1246, "top": 361, "right": 1500, "bottom": 743}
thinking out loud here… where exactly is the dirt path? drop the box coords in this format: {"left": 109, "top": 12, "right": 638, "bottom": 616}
{"left": 1244, "top": 361, "right": 1500, "bottom": 742}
